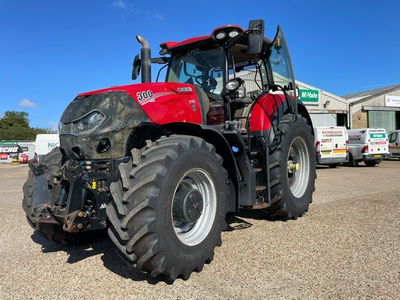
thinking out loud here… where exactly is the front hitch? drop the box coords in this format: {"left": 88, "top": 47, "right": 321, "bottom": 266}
{"left": 25, "top": 153, "right": 113, "bottom": 233}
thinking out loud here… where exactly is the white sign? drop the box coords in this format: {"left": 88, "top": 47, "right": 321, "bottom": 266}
{"left": 385, "top": 95, "right": 400, "bottom": 107}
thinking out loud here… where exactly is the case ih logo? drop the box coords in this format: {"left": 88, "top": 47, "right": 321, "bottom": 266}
{"left": 0, "top": 146, "right": 19, "bottom": 153}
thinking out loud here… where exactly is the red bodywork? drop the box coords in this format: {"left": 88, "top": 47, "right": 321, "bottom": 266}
{"left": 79, "top": 83, "right": 287, "bottom": 131}
{"left": 249, "top": 93, "right": 286, "bottom": 132}
{"left": 160, "top": 24, "right": 270, "bottom": 52}
{"left": 161, "top": 35, "right": 211, "bottom": 51}
{"left": 79, "top": 82, "right": 203, "bottom": 125}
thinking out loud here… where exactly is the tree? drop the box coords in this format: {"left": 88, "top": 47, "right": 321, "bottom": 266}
{"left": 0, "top": 111, "right": 53, "bottom": 140}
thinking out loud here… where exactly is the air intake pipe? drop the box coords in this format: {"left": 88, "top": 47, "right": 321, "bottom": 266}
{"left": 136, "top": 35, "right": 151, "bottom": 83}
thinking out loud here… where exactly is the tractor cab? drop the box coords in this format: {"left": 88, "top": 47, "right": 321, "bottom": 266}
{"left": 134, "top": 20, "right": 297, "bottom": 128}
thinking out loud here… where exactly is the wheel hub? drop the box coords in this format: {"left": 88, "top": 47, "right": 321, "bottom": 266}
{"left": 173, "top": 187, "right": 204, "bottom": 223}
{"left": 287, "top": 161, "right": 301, "bottom": 173}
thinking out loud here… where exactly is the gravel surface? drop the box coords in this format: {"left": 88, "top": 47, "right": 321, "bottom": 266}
{"left": 0, "top": 161, "right": 399, "bottom": 299}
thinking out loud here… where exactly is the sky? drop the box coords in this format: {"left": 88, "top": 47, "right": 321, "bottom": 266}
{"left": 1, "top": 0, "right": 399, "bottom": 129}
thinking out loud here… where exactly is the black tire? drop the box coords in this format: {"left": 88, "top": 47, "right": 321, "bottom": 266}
{"left": 329, "top": 164, "right": 338, "bottom": 168}
{"left": 22, "top": 148, "right": 105, "bottom": 245}
{"left": 365, "top": 160, "right": 378, "bottom": 167}
{"left": 107, "top": 135, "right": 229, "bottom": 281}
{"left": 348, "top": 153, "right": 359, "bottom": 167}
{"left": 265, "top": 114, "right": 316, "bottom": 220}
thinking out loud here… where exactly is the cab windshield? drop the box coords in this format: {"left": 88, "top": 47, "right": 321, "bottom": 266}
{"left": 166, "top": 46, "right": 226, "bottom": 95}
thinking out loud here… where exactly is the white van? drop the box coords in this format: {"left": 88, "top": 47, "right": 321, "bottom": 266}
{"left": 388, "top": 130, "right": 400, "bottom": 159}
{"left": 347, "top": 128, "right": 390, "bottom": 166}
{"left": 35, "top": 134, "right": 60, "bottom": 160}
{"left": 314, "top": 126, "right": 348, "bottom": 167}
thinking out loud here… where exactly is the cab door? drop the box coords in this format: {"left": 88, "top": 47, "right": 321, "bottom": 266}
{"left": 269, "top": 26, "right": 296, "bottom": 112}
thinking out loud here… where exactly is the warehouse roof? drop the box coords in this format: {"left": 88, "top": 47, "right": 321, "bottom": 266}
{"left": 342, "top": 83, "right": 400, "bottom": 104}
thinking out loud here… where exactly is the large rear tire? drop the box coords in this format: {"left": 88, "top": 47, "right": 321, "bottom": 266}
{"left": 107, "top": 135, "right": 229, "bottom": 280}
{"left": 265, "top": 114, "right": 316, "bottom": 220}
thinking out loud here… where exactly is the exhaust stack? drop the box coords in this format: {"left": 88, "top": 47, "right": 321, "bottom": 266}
{"left": 136, "top": 35, "right": 151, "bottom": 83}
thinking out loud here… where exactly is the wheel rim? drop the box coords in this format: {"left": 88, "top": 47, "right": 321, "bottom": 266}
{"left": 287, "top": 136, "right": 310, "bottom": 198}
{"left": 172, "top": 168, "right": 217, "bottom": 246}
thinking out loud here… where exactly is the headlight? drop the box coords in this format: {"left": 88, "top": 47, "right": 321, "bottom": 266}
{"left": 215, "top": 31, "right": 226, "bottom": 40}
{"left": 228, "top": 30, "right": 239, "bottom": 38}
{"left": 73, "top": 111, "right": 105, "bottom": 134}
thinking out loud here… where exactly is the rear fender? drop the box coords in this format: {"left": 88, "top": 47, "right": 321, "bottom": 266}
{"left": 127, "top": 122, "right": 239, "bottom": 212}
{"left": 249, "top": 93, "right": 314, "bottom": 137}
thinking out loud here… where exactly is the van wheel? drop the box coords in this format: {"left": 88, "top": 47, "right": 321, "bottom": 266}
{"left": 265, "top": 114, "right": 316, "bottom": 220}
{"left": 365, "top": 161, "right": 378, "bottom": 167}
{"left": 349, "top": 154, "right": 358, "bottom": 167}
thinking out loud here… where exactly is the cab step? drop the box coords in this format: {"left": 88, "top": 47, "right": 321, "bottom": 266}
{"left": 256, "top": 185, "right": 266, "bottom": 191}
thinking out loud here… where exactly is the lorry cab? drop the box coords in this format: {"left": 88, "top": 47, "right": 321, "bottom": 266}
{"left": 347, "top": 128, "right": 390, "bottom": 167}
{"left": 388, "top": 130, "right": 400, "bottom": 159}
{"left": 314, "top": 126, "right": 348, "bottom": 167}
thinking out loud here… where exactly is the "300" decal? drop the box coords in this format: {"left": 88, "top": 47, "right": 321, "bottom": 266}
{"left": 136, "top": 90, "right": 153, "bottom": 101}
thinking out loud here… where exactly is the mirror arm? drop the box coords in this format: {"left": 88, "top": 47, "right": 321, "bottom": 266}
{"left": 151, "top": 57, "right": 170, "bottom": 64}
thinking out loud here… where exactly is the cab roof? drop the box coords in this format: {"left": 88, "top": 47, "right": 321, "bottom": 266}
{"left": 160, "top": 24, "right": 272, "bottom": 53}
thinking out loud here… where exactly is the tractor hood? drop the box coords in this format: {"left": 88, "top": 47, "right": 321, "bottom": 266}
{"left": 59, "top": 82, "right": 203, "bottom": 160}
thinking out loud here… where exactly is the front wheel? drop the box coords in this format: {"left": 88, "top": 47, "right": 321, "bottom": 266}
{"left": 365, "top": 160, "right": 378, "bottom": 167}
{"left": 106, "top": 135, "right": 229, "bottom": 280}
{"left": 265, "top": 114, "right": 316, "bottom": 220}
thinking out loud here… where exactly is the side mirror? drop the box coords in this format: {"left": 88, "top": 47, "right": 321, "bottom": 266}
{"left": 132, "top": 54, "right": 141, "bottom": 80}
{"left": 247, "top": 19, "right": 265, "bottom": 55}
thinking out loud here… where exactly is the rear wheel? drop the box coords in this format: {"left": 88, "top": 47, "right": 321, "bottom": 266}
{"left": 329, "top": 164, "right": 338, "bottom": 168}
{"left": 365, "top": 160, "right": 378, "bottom": 167}
{"left": 107, "top": 135, "right": 229, "bottom": 280}
{"left": 265, "top": 114, "right": 316, "bottom": 220}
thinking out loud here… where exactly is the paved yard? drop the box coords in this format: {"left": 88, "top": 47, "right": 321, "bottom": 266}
{"left": 0, "top": 161, "right": 399, "bottom": 299}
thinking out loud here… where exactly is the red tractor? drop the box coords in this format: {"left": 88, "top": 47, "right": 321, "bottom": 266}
{"left": 23, "top": 20, "right": 316, "bottom": 281}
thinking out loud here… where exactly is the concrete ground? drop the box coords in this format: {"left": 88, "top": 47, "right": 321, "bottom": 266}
{"left": 0, "top": 160, "right": 399, "bottom": 299}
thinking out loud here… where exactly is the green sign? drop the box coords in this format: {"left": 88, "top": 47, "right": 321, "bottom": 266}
{"left": 299, "top": 89, "right": 319, "bottom": 104}
{"left": 0, "top": 141, "right": 17, "bottom": 146}
{"left": 370, "top": 133, "right": 386, "bottom": 139}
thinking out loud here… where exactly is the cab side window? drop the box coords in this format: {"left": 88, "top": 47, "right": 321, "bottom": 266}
{"left": 234, "top": 61, "right": 267, "bottom": 98}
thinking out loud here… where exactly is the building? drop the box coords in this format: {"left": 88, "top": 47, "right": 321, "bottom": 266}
{"left": 343, "top": 84, "right": 400, "bottom": 132}
{"left": 296, "top": 80, "right": 349, "bottom": 128}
